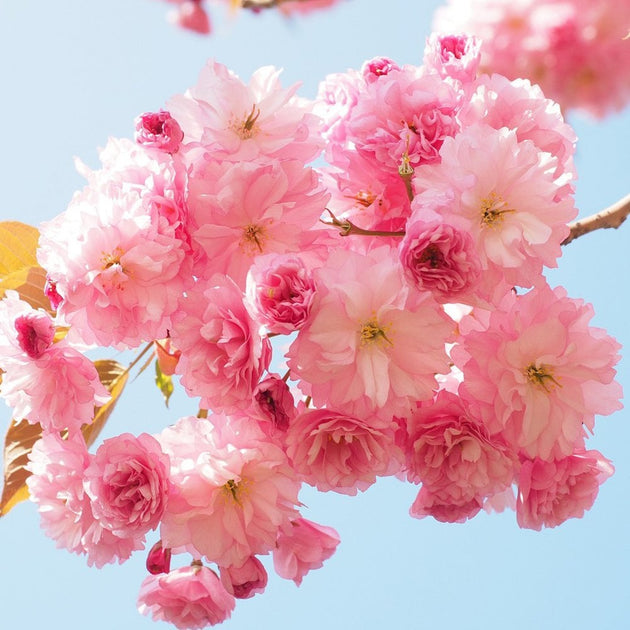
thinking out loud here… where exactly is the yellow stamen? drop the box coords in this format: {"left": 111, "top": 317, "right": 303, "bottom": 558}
{"left": 480, "top": 192, "right": 515, "bottom": 228}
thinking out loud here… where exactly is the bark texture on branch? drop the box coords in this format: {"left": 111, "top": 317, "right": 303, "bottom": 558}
{"left": 563, "top": 193, "right": 630, "bottom": 245}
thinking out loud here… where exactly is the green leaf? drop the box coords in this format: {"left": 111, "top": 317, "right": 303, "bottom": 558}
{"left": 155, "top": 360, "right": 174, "bottom": 408}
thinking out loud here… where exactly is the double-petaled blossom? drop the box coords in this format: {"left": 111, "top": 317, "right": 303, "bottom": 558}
{"left": 135, "top": 110, "right": 185, "bottom": 154}
{"left": 158, "top": 414, "right": 301, "bottom": 568}
{"left": 0, "top": 292, "right": 109, "bottom": 435}
{"left": 138, "top": 565, "right": 235, "bottom": 629}
{"left": 273, "top": 518, "right": 340, "bottom": 585}
{"left": 219, "top": 556, "right": 268, "bottom": 599}
{"left": 422, "top": 33, "right": 481, "bottom": 85}
{"left": 454, "top": 284, "right": 623, "bottom": 461}
{"left": 516, "top": 450, "right": 614, "bottom": 530}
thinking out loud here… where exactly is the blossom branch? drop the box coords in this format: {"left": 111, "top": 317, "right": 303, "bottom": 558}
{"left": 321, "top": 209, "right": 406, "bottom": 238}
{"left": 563, "top": 193, "right": 630, "bottom": 245}
{"left": 240, "top": 0, "right": 314, "bottom": 9}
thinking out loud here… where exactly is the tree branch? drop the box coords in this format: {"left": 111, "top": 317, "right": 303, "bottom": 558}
{"left": 563, "top": 193, "right": 630, "bottom": 245}
{"left": 240, "top": 0, "right": 313, "bottom": 9}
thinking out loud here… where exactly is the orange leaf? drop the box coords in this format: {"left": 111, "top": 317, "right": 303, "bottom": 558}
{"left": 0, "top": 359, "right": 129, "bottom": 517}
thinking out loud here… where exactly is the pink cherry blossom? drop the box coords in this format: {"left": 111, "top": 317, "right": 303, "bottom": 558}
{"left": 84, "top": 433, "right": 170, "bottom": 538}
{"left": 516, "top": 450, "right": 614, "bottom": 530}
{"left": 287, "top": 246, "right": 453, "bottom": 420}
{"left": 219, "top": 556, "right": 268, "bottom": 599}
{"left": 170, "top": 276, "right": 271, "bottom": 414}
{"left": 409, "top": 486, "right": 483, "bottom": 524}
{"left": 158, "top": 414, "right": 301, "bottom": 568}
{"left": 285, "top": 407, "right": 402, "bottom": 494}
{"left": 135, "top": 110, "right": 184, "bottom": 153}
{"left": 454, "top": 285, "right": 623, "bottom": 460}
{"left": 245, "top": 253, "right": 316, "bottom": 334}
{"left": 138, "top": 565, "right": 235, "bottom": 629}
{"left": 251, "top": 374, "right": 296, "bottom": 439}
{"left": 146, "top": 540, "right": 172, "bottom": 575}
{"left": 273, "top": 518, "right": 340, "bottom": 585}
{"left": 422, "top": 33, "right": 481, "bottom": 84}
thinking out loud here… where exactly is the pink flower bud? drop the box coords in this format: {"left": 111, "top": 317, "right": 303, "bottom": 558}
{"left": 135, "top": 110, "right": 184, "bottom": 153}
{"left": 14, "top": 312, "right": 55, "bottom": 359}
{"left": 44, "top": 277, "right": 63, "bottom": 310}
{"left": 146, "top": 540, "right": 172, "bottom": 575}
{"left": 219, "top": 556, "right": 268, "bottom": 599}
{"left": 253, "top": 374, "right": 295, "bottom": 436}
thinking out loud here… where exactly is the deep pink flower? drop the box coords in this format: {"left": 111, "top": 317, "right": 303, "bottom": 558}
{"left": 138, "top": 565, "right": 235, "bottom": 629}
{"left": 252, "top": 374, "right": 296, "bottom": 438}
{"left": 84, "top": 433, "right": 170, "bottom": 538}
{"left": 135, "top": 110, "right": 184, "bottom": 153}
{"left": 285, "top": 407, "right": 402, "bottom": 495}
{"left": 14, "top": 312, "right": 55, "bottom": 358}
{"left": 245, "top": 253, "right": 316, "bottom": 334}
{"left": 219, "top": 556, "right": 268, "bottom": 599}
{"left": 410, "top": 486, "right": 483, "bottom": 523}
{"left": 455, "top": 285, "right": 623, "bottom": 460}
{"left": 361, "top": 56, "right": 401, "bottom": 83}
{"left": 273, "top": 518, "right": 340, "bottom": 585}
{"left": 146, "top": 540, "right": 172, "bottom": 575}
{"left": 516, "top": 450, "right": 614, "bottom": 530}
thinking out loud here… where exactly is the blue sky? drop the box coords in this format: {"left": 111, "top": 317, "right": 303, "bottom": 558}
{"left": 0, "top": 1, "right": 629, "bottom": 628}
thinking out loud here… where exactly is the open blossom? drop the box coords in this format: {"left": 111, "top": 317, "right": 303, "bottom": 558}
{"left": 433, "top": 0, "right": 630, "bottom": 117}
{"left": 402, "top": 390, "right": 516, "bottom": 504}
{"left": 0, "top": 291, "right": 109, "bottom": 434}
{"left": 245, "top": 253, "right": 316, "bottom": 334}
{"left": 170, "top": 276, "right": 271, "bottom": 413}
{"left": 138, "top": 565, "right": 235, "bottom": 629}
{"left": 273, "top": 518, "right": 340, "bottom": 586}
{"left": 454, "top": 284, "right": 623, "bottom": 461}
{"left": 158, "top": 414, "right": 301, "bottom": 568}
{"left": 167, "top": 59, "right": 323, "bottom": 162}
{"left": 135, "top": 110, "right": 184, "bottom": 153}
{"left": 285, "top": 407, "right": 402, "bottom": 494}
{"left": 517, "top": 450, "right": 614, "bottom": 530}
{"left": 288, "top": 246, "right": 453, "bottom": 420}
{"left": 84, "top": 433, "right": 170, "bottom": 538}
{"left": 219, "top": 556, "right": 268, "bottom": 599}
{"left": 422, "top": 33, "right": 481, "bottom": 84}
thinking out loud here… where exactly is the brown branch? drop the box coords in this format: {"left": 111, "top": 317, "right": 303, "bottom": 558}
{"left": 563, "top": 193, "right": 630, "bottom": 245}
{"left": 320, "top": 209, "right": 406, "bottom": 238}
{"left": 240, "top": 0, "right": 314, "bottom": 9}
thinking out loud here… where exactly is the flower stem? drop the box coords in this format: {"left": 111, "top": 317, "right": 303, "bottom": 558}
{"left": 321, "top": 209, "right": 405, "bottom": 238}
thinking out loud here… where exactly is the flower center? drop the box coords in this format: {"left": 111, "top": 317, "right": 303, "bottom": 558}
{"left": 418, "top": 244, "right": 445, "bottom": 269}
{"left": 222, "top": 478, "right": 249, "bottom": 505}
{"left": 525, "top": 364, "right": 561, "bottom": 391}
{"left": 240, "top": 224, "right": 267, "bottom": 255}
{"left": 351, "top": 190, "right": 377, "bottom": 208}
{"left": 230, "top": 104, "right": 261, "bottom": 140}
{"left": 480, "top": 192, "right": 515, "bottom": 228}
{"left": 101, "top": 247, "right": 124, "bottom": 270}
{"left": 359, "top": 318, "right": 392, "bottom": 347}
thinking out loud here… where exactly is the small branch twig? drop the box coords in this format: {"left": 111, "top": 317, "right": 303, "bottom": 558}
{"left": 240, "top": 0, "right": 312, "bottom": 9}
{"left": 320, "top": 209, "right": 406, "bottom": 238}
{"left": 563, "top": 193, "right": 630, "bottom": 245}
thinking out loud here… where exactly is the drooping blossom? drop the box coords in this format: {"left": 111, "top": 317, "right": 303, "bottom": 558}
{"left": 245, "top": 253, "right": 317, "bottom": 334}
{"left": 84, "top": 433, "right": 170, "bottom": 538}
{"left": 516, "top": 450, "right": 614, "bottom": 530}
{"left": 158, "top": 414, "right": 301, "bottom": 568}
{"left": 402, "top": 390, "right": 516, "bottom": 505}
{"left": 135, "top": 110, "right": 184, "bottom": 153}
{"left": 287, "top": 245, "right": 453, "bottom": 420}
{"left": 409, "top": 486, "right": 483, "bottom": 524}
{"left": 251, "top": 374, "right": 296, "bottom": 439}
{"left": 167, "top": 59, "right": 323, "bottom": 162}
{"left": 285, "top": 407, "right": 402, "bottom": 494}
{"left": 0, "top": 291, "right": 109, "bottom": 434}
{"left": 273, "top": 518, "right": 340, "bottom": 585}
{"left": 454, "top": 284, "right": 623, "bottom": 461}
{"left": 219, "top": 556, "right": 268, "bottom": 599}
{"left": 138, "top": 565, "right": 235, "bottom": 629}
{"left": 433, "top": 0, "right": 630, "bottom": 117}
{"left": 146, "top": 540, "right": 172, "bottom": 575}
{"left": 170, "top": 276, "right": 271, "bottom": 413}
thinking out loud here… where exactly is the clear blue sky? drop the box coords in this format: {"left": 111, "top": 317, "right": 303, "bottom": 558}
{"left": 0, "top": 1, "right": 629, "bottom": 629}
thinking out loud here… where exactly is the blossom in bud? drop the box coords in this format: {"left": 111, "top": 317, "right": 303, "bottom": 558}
{"left": 135, "top": 110, "right": 184, "bottom": 153}
{"left": 219, "top": 556, "right": 268, "bottom": 599}
{"left": 168, "top": 1, "right": 211, "bottom": 35}
{"left": 44, "top": 276, "right": 63, "bottom": 310}
{"left": 361, "top": 56, "right": 400, "bottom": 83}
{"left": 146, "top": 541, "right": 172, "bottom": 575}
{"left": 252, "top": 374, "right": 296, "bottom": 437}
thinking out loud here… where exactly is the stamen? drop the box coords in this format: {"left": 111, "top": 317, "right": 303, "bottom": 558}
{"left": 359, "top": 318, "right": 393, "bottom": 347}
{"left": 525, "top": 364, "right": 561, "bottom": 391}
{"left": 480, "top": 192, "right": 515, "bottom": 228}
{"left": 240, "top": 224, "right": 266, "bottom": 255}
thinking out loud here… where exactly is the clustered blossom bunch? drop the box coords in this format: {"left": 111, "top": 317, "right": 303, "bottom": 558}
{"left": 433, "top": 0, "right": 630, "bottom": 118}
{"left": 159, "top": 0, "right": 341, "bottom": 35}
{"left": 0, "top": 33, "right": 623, "bottom": 629}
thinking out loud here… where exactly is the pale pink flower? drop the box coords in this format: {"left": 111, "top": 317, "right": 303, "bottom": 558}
{"left": 135, "top": 110, "right": 184, "bottom": 153}
{"left": 158, "top": 414, "right": 301, "bottom": 568}
{"left": 410, "top": 486, "right": 483, "bottom": 523}
{"left": 287, "top": 246, "right": 453, "bottom": 420}
{"left": 170, "top": 277, "right": 271, "bottom": 413}
{"left": 402, "top": 390, "right": 516, "bottom": 503}
{"left": 138, "top": 565, "right": 235, "bottom": 629}
{"left": 273, "top": 518, "right": 340, "bottom": 585}
{"left": 285, "top": 407, "right": 402, "bottom": 495}
{"left": 84, "top": 433, "right": 170, "bottom": 538}
{"left": 168, "top": 59, "right": 323, "bottom": 162}
{"left": 361, "top": 57, "right": 401, "bottom": 84}
{"left": 219, "top": 556, "right": 268, "bottom": 599}
{"left": 187, "top": 157, "right": 328, "bottom": 288}
{"left": 423, "top": 33, "right": 481, "bottom": 84}
{"left": 245, "top": 253, "right": 316, "bottom": 334}
{"left": 413, "top": 123, "right": 576, "bottom": 297}
{"left": 0, "top": 292, "right": 109, "bottom": 435}
{"left": 516, "top": 450, "right": 614, "bottom": 530}
{"left": 454, "top": 285, "right": 623, "bottom": 460}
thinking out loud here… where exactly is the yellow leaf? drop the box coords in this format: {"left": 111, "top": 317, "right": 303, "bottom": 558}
{"left": 155, "top": 361, "right": 174, "bottom": 408}
{"left": 0, "top": 222, "right": 40, "bottom": 276}
{"left": 0, "top": 358, "right": 129, "bottom": 517}
{"left": 0, "top": 265, "right": 52, "bottom": 313}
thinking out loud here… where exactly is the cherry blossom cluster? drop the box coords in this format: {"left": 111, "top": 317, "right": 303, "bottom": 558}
{"left": 159, "top": 0, "right": 341, "bottom": 35}
{"left": 0, "top": 33, "right": 623, "bottom": 629}
{"left": 433, "top": 0, "right": 630, "bottom": 118}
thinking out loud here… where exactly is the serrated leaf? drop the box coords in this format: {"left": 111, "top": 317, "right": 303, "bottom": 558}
{"left": 0, "top": 420, "right": 43, "bottom": 516}
{"left": 0, "top": 358, "right": 129, "bottom": 516}
{"left": 155, "top": 361, "right": 174, "bottom": 408}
